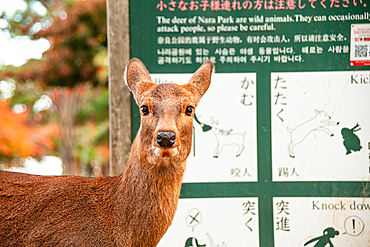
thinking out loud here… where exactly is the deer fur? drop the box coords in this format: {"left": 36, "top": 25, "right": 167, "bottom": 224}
{"left": 0, "top": 58, "right": 214, "bottom": 246}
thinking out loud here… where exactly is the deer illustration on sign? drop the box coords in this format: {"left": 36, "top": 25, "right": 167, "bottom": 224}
{"left": 194, "top": 113, "right": 246, "bottom": 158}
{"left": 287, "top": 109, "right": 339, "bottom": 158}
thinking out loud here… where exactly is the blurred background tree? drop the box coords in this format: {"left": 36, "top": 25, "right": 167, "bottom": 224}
{"left": 0, "top": 0, "right": 109, "bottom": 176}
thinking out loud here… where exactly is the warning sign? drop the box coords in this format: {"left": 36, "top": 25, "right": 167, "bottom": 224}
{"left": 271, "top": 71, "right": 370, "bottom": 181}
{"left": 274, "top": 197, "right": 370, "bottom": 247}
{"left": 158, "top": 198, "right": 260, "bottom": 247}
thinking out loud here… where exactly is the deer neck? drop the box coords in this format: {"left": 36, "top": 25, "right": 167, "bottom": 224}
{"left": 113, "top": 137, "right": 187, "bottom": 245}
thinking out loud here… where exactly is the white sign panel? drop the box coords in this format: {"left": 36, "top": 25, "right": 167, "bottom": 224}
{"left": 274, "top": 197, "right": 370, "bottom": 247}
{"left": 151, "top": 73, "right": 257, "bottom": 182}
{"left": 271, "top": 71, "right": 370, "bottom": 181}
{"left": 158, "top": 198, "right": 260, "bottom": 247}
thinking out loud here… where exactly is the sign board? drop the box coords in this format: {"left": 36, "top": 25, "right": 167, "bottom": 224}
{"left": 274, "top": 197, "right": 370, "bottom": 247}
{"left": 158, "top": 198, "right": 259, "bottom": 246}
{"left": 271, "top": 71, "right": 370, "bottom": 182}
{"left": 129, "top": 0, "right": 370, "bottom": 245}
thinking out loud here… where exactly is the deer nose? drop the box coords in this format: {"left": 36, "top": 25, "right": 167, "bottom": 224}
{"left": 156, "top": 131, "right": 176, "bottom": 147}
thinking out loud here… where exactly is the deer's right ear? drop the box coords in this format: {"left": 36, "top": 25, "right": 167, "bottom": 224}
{"left": 124, "top": 58, "right": 155, "bottom": 102}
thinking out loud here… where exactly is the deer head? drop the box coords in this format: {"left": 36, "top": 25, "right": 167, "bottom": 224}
{"left": 124, "top": 58, "right": 214, "bottom": 167}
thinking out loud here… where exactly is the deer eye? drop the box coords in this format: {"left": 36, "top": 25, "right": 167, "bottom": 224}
{"left": 140, "top": 105, "right": 149, "bottom": 116}
{"left": 185, "top": 106, "right": 194, "bottom": 116}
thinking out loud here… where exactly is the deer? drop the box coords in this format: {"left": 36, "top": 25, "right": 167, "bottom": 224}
{"left": 0, "top": 58, "right": 214, "bottom": 246}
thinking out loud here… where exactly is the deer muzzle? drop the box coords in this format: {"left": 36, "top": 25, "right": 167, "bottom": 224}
{"left": 157, "top": 131, "right": 176, "bottom": 147}
{"left": 154, "top": 131, "right": 179, "bottom": 157}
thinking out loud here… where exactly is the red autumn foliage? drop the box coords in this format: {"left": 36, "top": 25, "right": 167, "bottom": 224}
{"left": 0, "top": 101, "right": 59, "bottom": 163}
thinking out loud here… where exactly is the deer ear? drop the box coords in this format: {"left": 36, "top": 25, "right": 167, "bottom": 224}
{"left": 184, "top": 60, "right": 214, "bottom": 102}
{"left": 124, "top": 58, "right": 155, "bottom": 102}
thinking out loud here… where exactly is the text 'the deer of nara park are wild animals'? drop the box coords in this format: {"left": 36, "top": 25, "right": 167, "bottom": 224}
{"left": 0, "top": 58, "right": 214, "bottom": 246}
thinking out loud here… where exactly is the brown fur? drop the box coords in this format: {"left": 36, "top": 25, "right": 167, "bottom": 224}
{"left": 0, "top": 58, "right": 213, "bottom": 246}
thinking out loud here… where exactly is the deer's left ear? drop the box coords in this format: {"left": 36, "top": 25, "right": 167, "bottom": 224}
{"left": 124, "top": 58, "right": 155, "bottom": 103}
{"left": 183, "top": 60, "right": 214, "bottom": 102}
